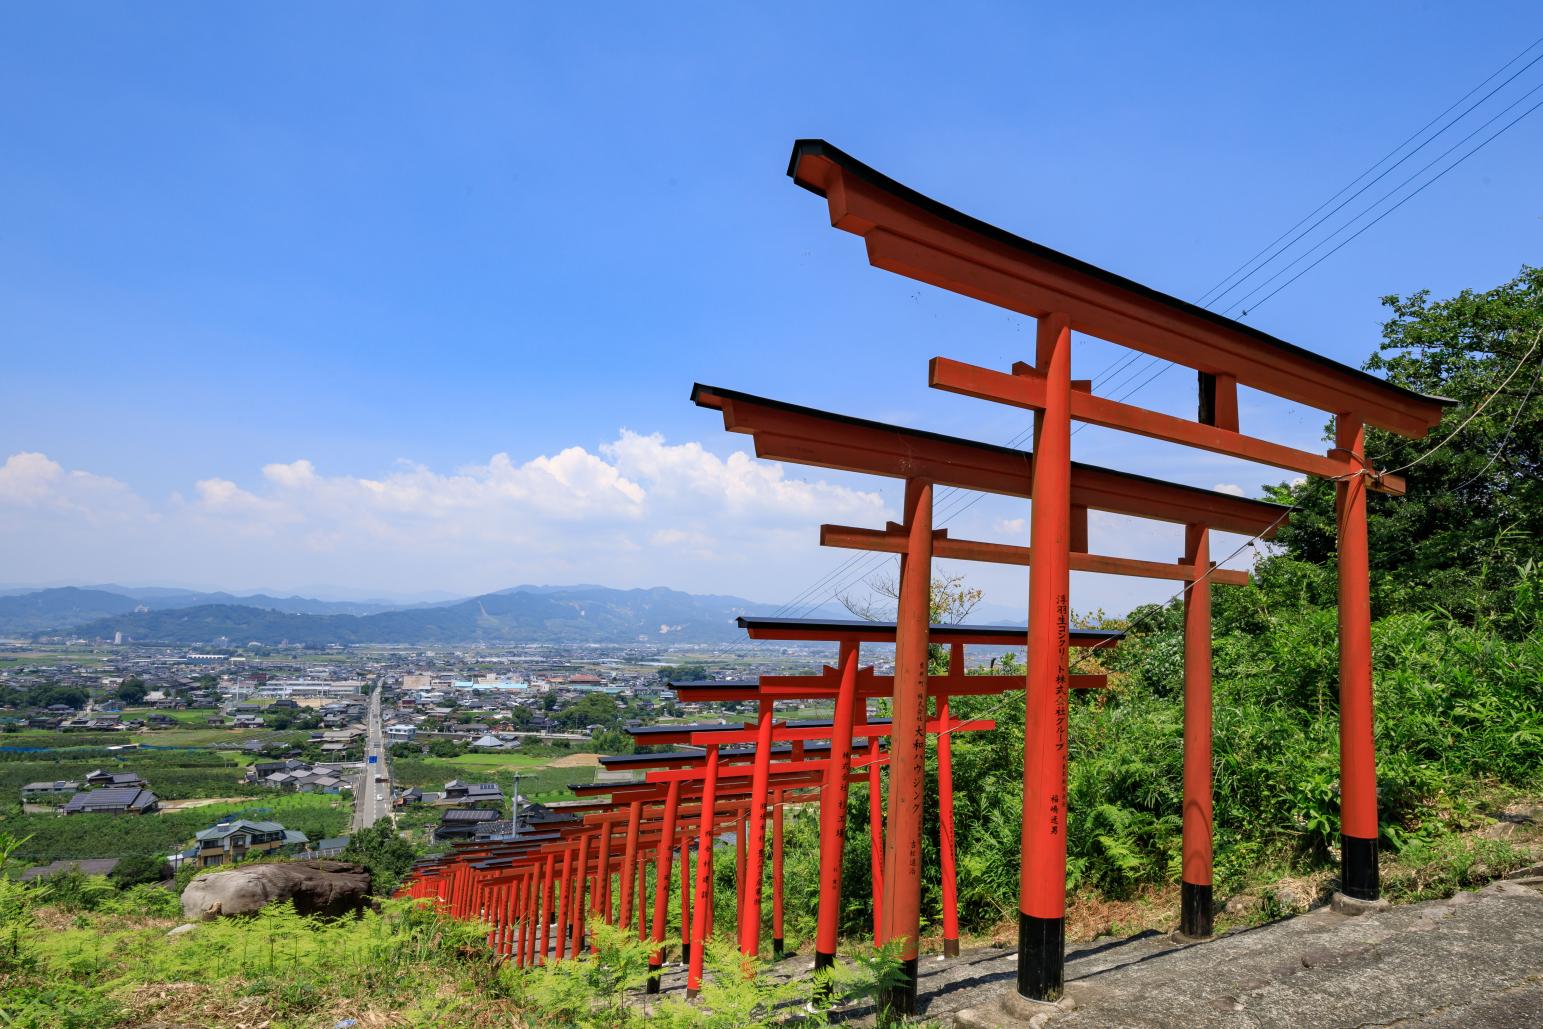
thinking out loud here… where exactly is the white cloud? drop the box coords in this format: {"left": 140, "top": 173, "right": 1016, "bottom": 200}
{"left": 0, "top": 452, "right": 145, "bottom": 521}
{"left": 1212, "top": 483, "right": 1246, "bottom": 497}
{"left": 0, "top": 433, "right": 890, "bottom": 599}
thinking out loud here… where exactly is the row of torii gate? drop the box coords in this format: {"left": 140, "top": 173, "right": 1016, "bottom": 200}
{"left": 401, "top": 140, "right": 1451, "bottom": 1014}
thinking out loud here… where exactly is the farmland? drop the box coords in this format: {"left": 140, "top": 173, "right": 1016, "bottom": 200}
{"left": 3, "top": 792, "right": 350, "bottom": 866}
{"left": 390, "top": 752, "right": 599, "bottom": 803}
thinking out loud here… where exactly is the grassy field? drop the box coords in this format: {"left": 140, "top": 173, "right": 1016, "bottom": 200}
{"left": 390, "top": 754, "right": 598, "bottom": 803}
{"left": 3, "top": 792, "right": 351, "bottom": 866}
{"left": 133, "top": 727, "right": 313, "bottom": 748}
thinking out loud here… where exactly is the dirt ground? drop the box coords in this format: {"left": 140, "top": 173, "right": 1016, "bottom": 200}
{"left": 547, "top": 752, "right": 602, "bottom": 768}
{"left": 155, "top": 796, "right": 250, "bottom": 812}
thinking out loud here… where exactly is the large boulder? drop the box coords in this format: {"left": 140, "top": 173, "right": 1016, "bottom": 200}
{"left": 181, "top": 860, "right": 372, "bottom": 921}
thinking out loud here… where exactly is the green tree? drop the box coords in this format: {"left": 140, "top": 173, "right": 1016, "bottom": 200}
{"left": 556, "top": 693, "right": 622, "bottom": 731}
{"left": 339, "top": 821, "right": 419, "bottom": 894}
{"left": 109, "top": 853, "right": 169, "bottom": 887}
{"left": 115, "top": 678, "right": 147, "bottom": 705}
{"left": 1266, "top": 265, "right": 1542, "bottom": 632}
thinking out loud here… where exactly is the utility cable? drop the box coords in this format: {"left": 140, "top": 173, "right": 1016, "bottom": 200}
{"left": 1230, "top": 85, "right": 1543, "bottom": 317}
{"left": 1202, "top": 38, "right": 1543, "bottom": 310}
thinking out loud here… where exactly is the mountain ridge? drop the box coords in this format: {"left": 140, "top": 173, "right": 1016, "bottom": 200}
{"left": 17, "top": 584, "right": 792, "bottom": 645}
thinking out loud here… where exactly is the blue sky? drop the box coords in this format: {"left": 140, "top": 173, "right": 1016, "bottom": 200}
{"left": 2, "top": 3, "right": 1540, "bottom": 613}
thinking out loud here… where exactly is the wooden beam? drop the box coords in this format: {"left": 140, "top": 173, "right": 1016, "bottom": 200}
{"left": 788, "top": 142, "right": 1450, "bottom": 439}
{"left": 820, "top": 523, "right": 1251, "bottom": 586}
{"left": 931, "top": 356, "right": 1347, "bottom": 481}
{"left": 697, "top": 386, "right": 1292, "bottom": 536}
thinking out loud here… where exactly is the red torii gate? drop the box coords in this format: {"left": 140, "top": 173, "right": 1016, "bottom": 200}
{"left": 715, "top": 138, "right": 1450, "bottom": 1013}
{"left": 693, "top": 381, "right": 1285, "bottom": 1011}
{"left": 694, "top": 616, "right": 1120, "bottom": 968}
{"left": 588, "top": 741, "right": 856, "bottom": 991}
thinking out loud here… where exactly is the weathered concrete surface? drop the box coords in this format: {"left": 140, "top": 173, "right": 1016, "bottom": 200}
{"left": 180, "top": 860, "right": 372, "bottom": 920}
{"left": 947, "top": 876, "right": 1543, "bottom": 1028}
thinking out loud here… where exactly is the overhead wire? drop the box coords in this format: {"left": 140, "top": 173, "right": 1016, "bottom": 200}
{"left": 1228, "top": 86, "right": 1543, "bottom": 317}
{"left": 765, "top": 42, "right": 1543, "bottom": 620}
{"left": 1200, "top": 36, "right": 1543, "bottom": 310}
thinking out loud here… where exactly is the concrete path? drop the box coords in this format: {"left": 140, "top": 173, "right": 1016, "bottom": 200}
{"left": 941, "top": 872, "right": 1543, "bottom": 1028}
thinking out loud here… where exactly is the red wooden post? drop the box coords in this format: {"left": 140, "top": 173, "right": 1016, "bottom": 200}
{"left": 538, "top": 852, "right": 555, "bottom": 965}
{"left": 814, "top": 640, "right": 861, "bottom": 988}
{"left": 637, "top": 856, "right": 649, "bottom": 942}
{"left": 687, "top": 744, "right": 720, "bottom": 998}
{"left": 867, "top": 736, "right": 884, "bottom": 940}
{"left": 515, "top": 870, "right": 531, "bottom": 966}
{"left": 502, "top": 878, "right": 518, "bottom": 956}
{"left": 1019, "top": 312, "right": 1072, "bottom": 1002}
{"left": 735, "top": 809, "right": 747, "bottom": 928}
{"left": 573, "top": 832, "right": 590, "bottom": 957}
{"left": 597, "top": 818, "right": 614, "bottom": 924}
{"left": 618, "top": 800, "right": 642, "bottom": 930}
{"left": 556, "top": 844, "right": 574, "bottom": 960}
{"left": 680, "top": 841, "right": 693, "bottom": 962}
{"left": 1336, "top": 416, "right": 1380, "bottom": 901}
{"left": 526, "top": 866, "right": 541, "bottom": 967}
{"left": 1181, "top": 523, "right": 1215, "bottom": 937}
{"left": 648, "top": 777, "right": 683, "bottom": 992}
{"left": 740, "top": 699, "right": 776, "bottom": 956}
{"left": 879, "top": 477, "right": 934, "bottom": 1016}
{"left": 938, "top": 645, "right": 962, "bottom": 957}
{"left": 771, "top": 786, "right": 785, "bottom": 958}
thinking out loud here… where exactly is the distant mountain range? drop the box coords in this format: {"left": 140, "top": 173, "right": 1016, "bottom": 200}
{"left": 0, "top": 585, "right": 403, "bottom": 635}
{"left": 8, "top": 584, "right": 793, "bottom": 645}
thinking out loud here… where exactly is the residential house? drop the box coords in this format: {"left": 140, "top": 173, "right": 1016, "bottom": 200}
{"left": 311, "top": 836, "right": 350, "bottom": 858}
{"left": 20, "top": 780, "right": 79, "bottom": 800}
{"left": 83, "top": 770, "right": 147, "bottom": 789}
{"left": 440, "top": 780, "right": 504, "bottom": 809}
{"left": 20, "top": 858, "right": 120, "bottom": 882}
{"left": 188, "top": 819, "right": 309, "bottom": 868}
{"left": 433, "top": 808, "right": 501, "bottom": 842}
{"left": 63, "top": 787, "right": 159, "bottom": 815}
{"left": 233, "top": 714, "right": 264, "bottom": 729}
{"left": 385, "top": 723, "right": 416, "bottom": 742}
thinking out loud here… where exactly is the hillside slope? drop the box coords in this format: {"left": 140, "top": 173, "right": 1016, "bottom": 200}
{"left": 47, "top": 585, "right": 779, "bottom": 644}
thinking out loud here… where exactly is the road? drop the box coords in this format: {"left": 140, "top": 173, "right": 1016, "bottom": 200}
{"left": 351, "top": 682, "right": 392, "bottom": 832}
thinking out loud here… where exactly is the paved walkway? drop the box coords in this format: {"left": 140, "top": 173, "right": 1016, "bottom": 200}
{"left": 938, "top": 872, "right": 1543, "bottom": 1027}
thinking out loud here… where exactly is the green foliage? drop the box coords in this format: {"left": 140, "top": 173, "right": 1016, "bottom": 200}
{"left": 556, "top": 693, "right": 624, "bottom": 731}
{"left": 114, "top": 678, "right": 147, "bottom": 704}
{"left": 339, "top": 822, "right": 419, "bottom": 894}
{"left": 1267, "top": 265, "right": 1542, "bottom": 631}
{"left": 0, "top": 749, "right": 256, "bottom": 818}
{"left": 4, "top": 792, "right": 350, "bottom": 866}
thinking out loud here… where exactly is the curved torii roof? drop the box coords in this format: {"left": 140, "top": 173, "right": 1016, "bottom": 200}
{"left": 785, "top": 139, "right": 1452, "bottom": 438}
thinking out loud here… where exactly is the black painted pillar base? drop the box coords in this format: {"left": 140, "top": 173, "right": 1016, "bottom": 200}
{"left": 944, "top": 937, "right": 960, "bottom": 958}
{"left": 1341, "top": 834, "right": 1379, "bottom": 901}
{"left": 646, "top": 960, "right": 661, "bottom": 994}
{"left": 812, "top": 950, "right": 835, "bottom": 1007}
{"left": 772, "top": 936, "right": 784, "bottom": 959}
{"left": 877, "top": 956, "right": 919, "bottom": 1019}
{"left": 1180, "top": 881, "right": 1213, "bottom": 938}
{"left": 680, "top": 943, "right": 690, "bottom": 965}
{"left": 1016, "top": 913, "right": 1064, "bottom": 1001}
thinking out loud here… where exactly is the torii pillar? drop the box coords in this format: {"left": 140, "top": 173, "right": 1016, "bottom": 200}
{"left": 1019, "top": 313, "right": 1073, "bottom": 1001}
{"left": 1336, "top": 415, "right": 1380, "bottom": 901}
{"left": 877, "top": 477, "right": 934, "bottom": 1016}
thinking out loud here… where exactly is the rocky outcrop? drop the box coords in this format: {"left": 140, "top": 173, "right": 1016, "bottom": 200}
{"left": 180, "top": 860, "right": 372, "bottom": 921}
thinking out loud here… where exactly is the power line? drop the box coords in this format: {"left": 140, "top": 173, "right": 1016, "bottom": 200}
{"left": 1233, "top": 87, "right": 1543, "bottom": 317}
{"left": 1451, "top": 342, "right": 1543, "bottom": 493}
{"left": 766, "top": 45, "right": 1543, "bottom": 618}
{"left": 1197, "top": 34, "right": 1543, "bottom": 309}
{"left": 1384, "top": 328, "right": 1543, "bottom": 476}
